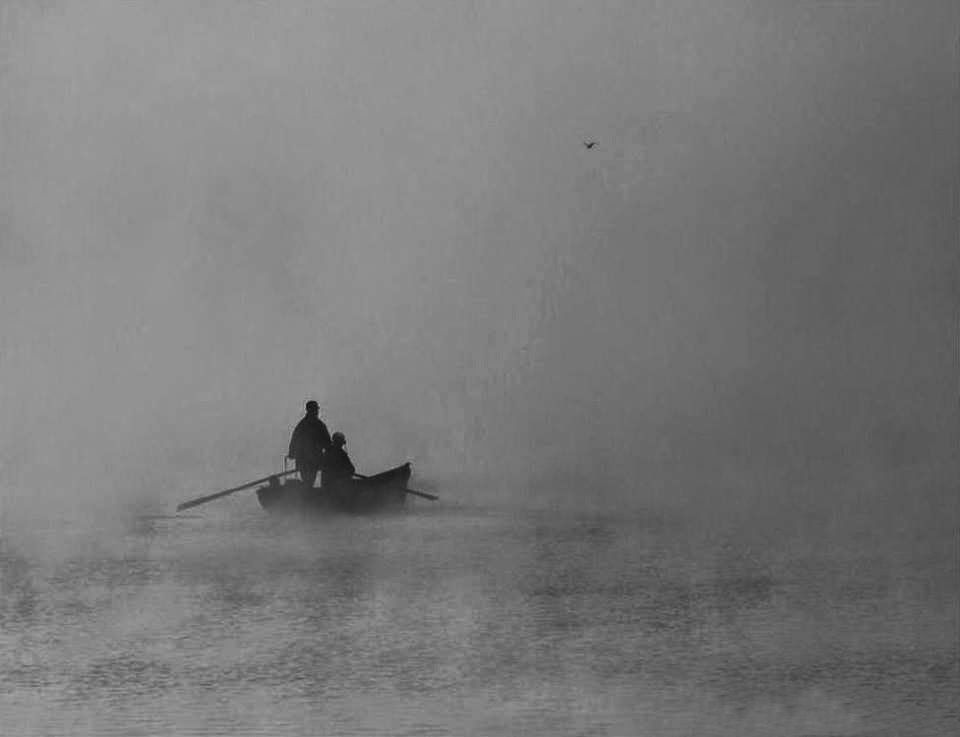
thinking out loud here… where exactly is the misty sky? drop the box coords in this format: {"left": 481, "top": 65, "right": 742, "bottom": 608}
{"left": 1, "top": 1, "right": 956, "bottom": 511}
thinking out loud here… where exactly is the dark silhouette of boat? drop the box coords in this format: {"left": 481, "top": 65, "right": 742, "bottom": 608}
{"left": 255, "top": 462, "right": 413, "bottom": 514}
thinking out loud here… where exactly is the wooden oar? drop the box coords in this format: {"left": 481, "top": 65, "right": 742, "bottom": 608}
{"left": 176, "top": 469, "right": 299, "bottom": 512}
{"left": 353, "top": 474, "right": 438, "bottom": 501}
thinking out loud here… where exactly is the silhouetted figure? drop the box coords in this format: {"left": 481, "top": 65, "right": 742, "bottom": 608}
{"left": 287, "top": 400, "right": 331, "bottom": 488}
{"left": 321, "top": 432, "right": 355, "bottom": 487}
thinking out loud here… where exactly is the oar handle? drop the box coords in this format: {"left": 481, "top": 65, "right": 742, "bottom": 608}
{"left": 352, "top": 474, "right": 438, "bottom": 501}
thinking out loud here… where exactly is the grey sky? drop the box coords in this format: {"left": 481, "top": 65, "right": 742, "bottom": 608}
{"left": 1, "top": 1, "right": 956, "bottom": 513}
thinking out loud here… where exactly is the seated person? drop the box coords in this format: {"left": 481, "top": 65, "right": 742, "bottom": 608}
{"left": 320, "top": 432, "right": 355, "bottom": 487}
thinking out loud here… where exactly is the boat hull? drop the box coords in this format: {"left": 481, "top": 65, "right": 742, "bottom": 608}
{"left": 255, "top": 462, "right": 412, "bottom": 514}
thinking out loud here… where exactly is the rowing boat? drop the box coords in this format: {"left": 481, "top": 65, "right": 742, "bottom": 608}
{"left": 254, "top": 462, "right": 412, "bottom": 514}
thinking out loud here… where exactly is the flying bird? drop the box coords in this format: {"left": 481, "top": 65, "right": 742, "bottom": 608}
{"left": 583, "top": 141, "right": 597, "bottom": 149}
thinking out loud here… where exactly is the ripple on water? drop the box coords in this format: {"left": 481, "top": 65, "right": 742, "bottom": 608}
{"left": 0, "top": 506, "right": 956, "bottom": 736}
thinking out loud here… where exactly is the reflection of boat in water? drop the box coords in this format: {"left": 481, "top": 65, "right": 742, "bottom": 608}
{"left": 255, "top": 463, "right": 413, "bottom": 515}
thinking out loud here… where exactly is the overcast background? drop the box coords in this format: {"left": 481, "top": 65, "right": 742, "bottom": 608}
{"left": 1, "top": 1, "right": 956, "bottom": 526}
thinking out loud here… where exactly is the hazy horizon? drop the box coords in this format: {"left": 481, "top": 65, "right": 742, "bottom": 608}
{"left": 1, "top": 1, "right": 957, "bottom": 526}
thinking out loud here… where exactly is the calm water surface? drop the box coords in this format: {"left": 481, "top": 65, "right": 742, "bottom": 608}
{"left": 1, "top": 492, "right": 956, "bottom": 736}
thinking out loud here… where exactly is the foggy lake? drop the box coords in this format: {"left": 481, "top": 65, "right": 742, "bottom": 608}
{"left": 1, "top": 482, "right": 955, "bottom": 736}
{"left": 1, "top": 1, "right": 957, "bottom": 735}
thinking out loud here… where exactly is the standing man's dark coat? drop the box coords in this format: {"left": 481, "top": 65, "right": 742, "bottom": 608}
{"left": 287, "top": 400, "right": 331, "bottom": 488}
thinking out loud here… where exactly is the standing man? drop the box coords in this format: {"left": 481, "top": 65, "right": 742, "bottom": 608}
{"left": 287, "top": 400, "right": 331, "bottom": 488}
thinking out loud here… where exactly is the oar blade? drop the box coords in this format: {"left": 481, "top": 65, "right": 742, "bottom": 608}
{"left": 175, "top": 469, "right": 297, "bottom": 512}
{"left": 405, "top": 487, "right": 438, "bottom": 501}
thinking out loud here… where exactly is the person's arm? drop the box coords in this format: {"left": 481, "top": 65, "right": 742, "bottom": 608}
{"left": 288, "top": 425, "right": 299, "bottom": 458}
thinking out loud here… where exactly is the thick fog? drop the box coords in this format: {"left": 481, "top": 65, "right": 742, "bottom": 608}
{"left": 1, "top": 1, "right": 956, "bottom": 523}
